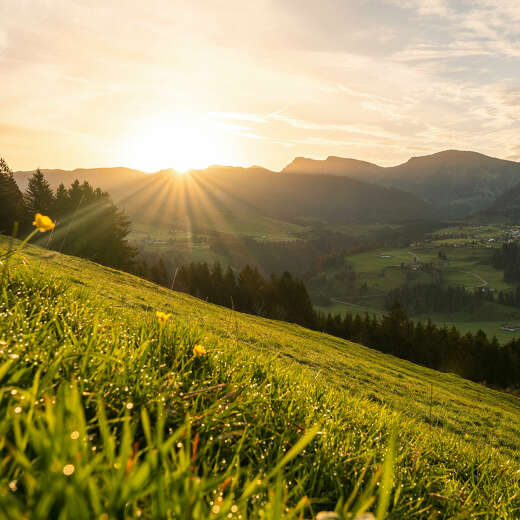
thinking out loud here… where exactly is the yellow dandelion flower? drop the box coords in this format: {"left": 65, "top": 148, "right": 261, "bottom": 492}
{"left": 32, "top": 213, "right": 55, "bottom": 232}
{"left": 156, "top": 311, "right": 172, "bottom": 324}
{"left": 193, "top": 344, "right": 206, "bottom": 357}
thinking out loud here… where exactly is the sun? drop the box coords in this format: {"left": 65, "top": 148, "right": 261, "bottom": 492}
{"left": 121, "top": 115, "right": 234, "bottom": 173}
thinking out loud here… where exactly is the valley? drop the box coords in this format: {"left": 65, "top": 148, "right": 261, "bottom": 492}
{"left": 126, "top": 217, "right": 520, "bottom": 344}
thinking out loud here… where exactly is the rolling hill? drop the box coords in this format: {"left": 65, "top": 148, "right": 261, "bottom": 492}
{"left": 283, "top": 150, "right": 520, "bottom": 216}
{"left": 1, "top": 235, "right": 519, "bottom": 517}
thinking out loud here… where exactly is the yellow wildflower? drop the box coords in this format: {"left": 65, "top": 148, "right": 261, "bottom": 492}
{"left": 155, "top": 311, "right": 172, "bottom": 324}
{"left": 32, "top": 213, "right": 55, "bottom": 232}
{"left": 193, "top": 344, "right": 207, "bottom": 357}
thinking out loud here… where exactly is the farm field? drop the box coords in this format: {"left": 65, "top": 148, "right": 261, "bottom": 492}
{"left": 127, "top": 218, "right": 307, "bottom": 266}
{"left": 342, "top": 246, "right": 507, "bottom": 290}
{"left": 127, "top": 219, "right": 520, "bottom": 343}
{"left": 318, "top": 302, "right": 520, "bottom": 343}
{"left": 319, "top": 243, "right": 520, "bottom": 342}
{"left": 1, "top": 235, "right": 520, "bottom": 517}
{"left": 129, "top": 213, "right": 307, "bottom": 245}
{"left": 128, "top": 223, "right": 227, "bottom": 265}
{"left": 428, "top": 223, "right": 520, "bottom": 246}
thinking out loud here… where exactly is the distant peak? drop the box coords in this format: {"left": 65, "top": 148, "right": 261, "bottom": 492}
{"left": 155, "top": 168, "right": 178, "bottom": 175}
{"left": 406, "top": 150, "right": 492, "bottom": 163}
{"left": 282, "top": 155, "right": 381, "bottom": 176}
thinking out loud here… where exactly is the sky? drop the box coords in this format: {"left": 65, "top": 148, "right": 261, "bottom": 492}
{"left": 1, "top": 0, "right": 520, "bottom": 172}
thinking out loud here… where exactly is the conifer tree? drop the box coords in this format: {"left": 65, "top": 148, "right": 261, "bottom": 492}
{"left": 0, "top": 158, "right": 26, "bottom": 234}
{"left": 24, "top": 169, "right": 55, "bottom": 217}
{"left": 54, "top": 183, "right": 70, "bottom": 217}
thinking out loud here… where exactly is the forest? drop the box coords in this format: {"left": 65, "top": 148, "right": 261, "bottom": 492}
{"left": 492, "top": 242, "right": 520, "bottom": 282}
{"left": 385, "top": 283, "right": 494, "bottom": 314}
{"left": 0, "top": 161, "right": 135, "bottom": 268}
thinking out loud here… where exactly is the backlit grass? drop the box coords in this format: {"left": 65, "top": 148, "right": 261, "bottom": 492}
{"left": 0, "top": 236, "right": 519, "bottom": 518}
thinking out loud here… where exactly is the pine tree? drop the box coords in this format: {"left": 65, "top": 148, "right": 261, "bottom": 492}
{"left": 150, "top": 258, "right": 170, "bottom": 286}
{"left": 0, "top": 158, "right": 26, "bottom": 234}
{"left": 24, "top": 169, "right": 55, "bottom": 217}
{"left": 52, "top": 179, "right": 136, "bottom": 269}
{"left": 54, "top": 183, "right": 70, "bottom": 217}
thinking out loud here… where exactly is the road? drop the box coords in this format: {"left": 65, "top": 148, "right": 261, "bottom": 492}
{"left": 407, "top": 250, "right": 488, "bottom": 288}
{"left": 461, "top": 271, "right": 488, "bottom": 288}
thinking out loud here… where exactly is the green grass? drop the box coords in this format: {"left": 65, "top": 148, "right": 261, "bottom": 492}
{"left": 343, "top": 247, "right": 507, "bottom": 290}
{"left": 320, "top": 300, "right": 520, "bottom": 343}
{"left": 128, "top": 218, "right": 306, "bottom": 267}
{"left": 1, "top": 236, "right": 520, "bottom": 518}
{"left": 429, "top": 223, "right": 511, "bottom": 244}
{"left": 129, "top": 215, "right": 306, "bottom": 246}
{"left": 317, "top": 245, "right": 520, "bottom": 341}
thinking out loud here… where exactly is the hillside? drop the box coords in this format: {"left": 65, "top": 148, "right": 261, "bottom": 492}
{"left": 283, "top": 150, "right": 520, "bottom": 216}
{"left": 383, "top": 151, "right": 520, "bottom": 216}
{"left": 483, "top": 180, "right": 520, "bottom": 219}
{"left": 1, "top": 235, "right": 519, "bottom": 518}
{"left": 121, "top": 167, "right": 434, "bottom": 226}
{"left": 14, "top": 165, "right": 435, "bottom": 228}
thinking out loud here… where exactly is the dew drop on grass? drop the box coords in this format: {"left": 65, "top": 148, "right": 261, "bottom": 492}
{"left": 63, "top": 464, "right": 75, "bottom": 476}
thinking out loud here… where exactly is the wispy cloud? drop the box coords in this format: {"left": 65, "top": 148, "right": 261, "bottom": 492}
{"left": 1, "top": 0, "right": 519, "bottom": 170}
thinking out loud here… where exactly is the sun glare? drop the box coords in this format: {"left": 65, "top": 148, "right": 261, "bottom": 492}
{"left": 121, "top": 115, "right": 234, "bottom": 173}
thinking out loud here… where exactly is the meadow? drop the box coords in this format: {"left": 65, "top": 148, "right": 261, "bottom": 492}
{"left": 129, "top": 214, "right": 306, "bottom": 250}
{"left": 319, "top": 244, "right": 520, "bottom": 342}
{"left": 127, "top": 218, "right": 306, "bottom": 269}
{"left": 0, "top": 235, "right": 519, "bottom": 518}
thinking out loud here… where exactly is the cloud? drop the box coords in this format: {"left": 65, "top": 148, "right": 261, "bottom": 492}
{"left": 0, "top": 29, "right": 7, "bottom": 54}
{"left": 1, "top": 0, "right": 519, "bottom": 171}
{"left": 385, "top": 0, "right": 453, "bottom": 17}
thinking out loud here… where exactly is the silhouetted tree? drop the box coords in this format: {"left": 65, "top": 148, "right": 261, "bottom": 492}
{"left": 150, "top": 258, "right": 170, "bottom": 287}
{"left": 24, "top": 169, "right": 55, "bottom": 217}
{"left": 0, "top": 158, "right": 26, "bottom": 234}
{"left": 55, "top": 181, "right": 135, "bottom": 269}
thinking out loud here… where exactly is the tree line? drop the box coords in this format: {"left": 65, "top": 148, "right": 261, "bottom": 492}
{"left": 0, "top": 161, "right": 135, "bottom": 269}
{"left": 385, "top": 283, "right": 494, "bottom": 314}
{"left": 386, "top": 278, "right": 520, "bottom": 314}
{"left": 492, "top": 243, "right": 520, "bottom": 282}
{"left": 137, "top": 259, "right": 317, "bottom": 328}
{"left": 317, "top": 304, "right": 520, "bottom": 388}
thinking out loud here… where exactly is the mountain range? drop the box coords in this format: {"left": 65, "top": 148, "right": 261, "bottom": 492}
{"left": 13, "top": 149, "right": 520, "bottom": 228}
{"left": 283, "top": 150, "right": 520, "bottom": 217}
{"left": 13, "top": 165, "right": 434, "bottom": 228}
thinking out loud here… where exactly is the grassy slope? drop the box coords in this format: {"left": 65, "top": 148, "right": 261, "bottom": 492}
{"left": 1, "top": 236, "right": 520, "bottom": 518}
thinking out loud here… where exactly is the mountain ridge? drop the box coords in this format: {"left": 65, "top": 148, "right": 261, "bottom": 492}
{"left": 14, "top": 149, "right": 520, "bottom": 220}
{"left": 282, "top": 150, "right": 520, "bottom": 216}
{"left": 13, "top": 162, "right": 435, "bottom": 227}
